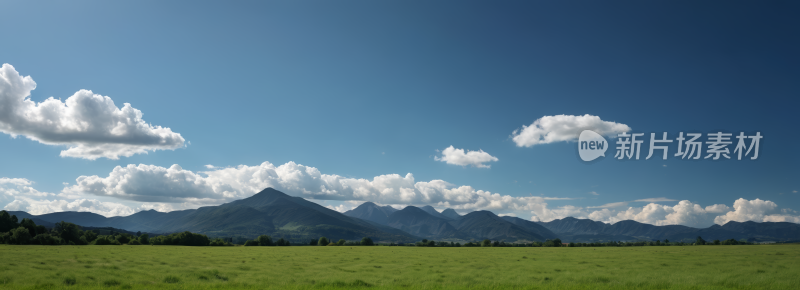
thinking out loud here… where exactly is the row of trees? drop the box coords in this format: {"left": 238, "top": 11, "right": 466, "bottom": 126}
{"left": 243, "top": 235, "right": 291, "bottom": 246}
{"left": 1, "top": 211, "right": 102, "bottom": 245}
{"left": 0, "top": 210, "right": 236, "bottom": 246}
{"left": 309, "top": 237, "right": 374, "bottom": 246}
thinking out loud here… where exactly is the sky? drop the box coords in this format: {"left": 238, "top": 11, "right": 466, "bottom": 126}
{"left": 1, "top": 0, "right": 798, "bottom": 228}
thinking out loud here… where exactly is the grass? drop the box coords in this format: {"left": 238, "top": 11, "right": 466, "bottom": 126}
{"left": 0, "top": 244, "right": 798, "bottom": 289}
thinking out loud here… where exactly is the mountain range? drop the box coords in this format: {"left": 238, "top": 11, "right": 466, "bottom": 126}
{"left": 6, "top": 188, "right": 800, "bottom": 243}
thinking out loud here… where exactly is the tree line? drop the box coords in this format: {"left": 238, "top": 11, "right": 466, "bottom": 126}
{"left": 0, "top": 211, "right": 234, "bottom": 246}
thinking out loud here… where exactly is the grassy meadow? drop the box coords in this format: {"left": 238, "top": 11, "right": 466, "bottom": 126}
{"left": 0, "top": 244, "right": 798, "bottom": 290}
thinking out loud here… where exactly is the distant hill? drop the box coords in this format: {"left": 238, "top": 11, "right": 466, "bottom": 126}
{"left": 499, "top": 216, "right": 559, "bottom": 240}
{"left": 440, "top": 208, "right": 462, "bottom": 220}
{"left": 386, "top": 206, "right": 465, "bottom": 239}
{"left": 538, "top": 217, "right": 800, "bottom": 242}
{"left": 453, "top": 211, "right": 550, "bottom": 241}
{"left": 8, "top": 188, "right": 418, "bottom": 243}
{"left": 343, "top": 202, "right": 398, "bottom": 225}
{"left": 420, "top": 206, "right": 452, "bottom": 220}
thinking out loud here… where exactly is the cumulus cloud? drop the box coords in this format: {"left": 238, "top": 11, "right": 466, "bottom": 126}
{"left": 0, "top": 64, "right": 185, "bottom": 160}
{"left": 5, "top": 197, "right": 134, "bottom": 217}
{"left": 511, "top": 114, "right": 630, "bottom": 147}
{"left": 714, "top": 198, "right": 800, "bottom": 224}
{"left": 435, "top": 146, "right": 498, "bottom": 168}
{"left": 0, "top": 177, "right": 134, "bottom": 217}
{"left": 61, "top": 161, "right": 564, "bottom": 215}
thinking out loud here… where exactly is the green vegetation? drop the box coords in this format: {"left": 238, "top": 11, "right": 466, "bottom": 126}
{"left": 0, "top": 244, "right": 798, "bottom": 289}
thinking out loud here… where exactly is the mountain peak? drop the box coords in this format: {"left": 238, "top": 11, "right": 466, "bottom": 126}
{"left": 441, "top": 208, "right": 461, "bottom": 220}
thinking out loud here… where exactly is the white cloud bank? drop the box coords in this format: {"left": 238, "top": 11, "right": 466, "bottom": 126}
{"left": 0, "top": 64, "right": 185, "bottom": 160}
{"left": 0, "top": 178, "right": 134, "bottom": 217}
{"left": 435, "top": 146, "right": 498, "bottom": 168}
{"left": 511, "top": 114, "right": 630, "bottom": 147}
{"left": 2, "top": 161, "right": 799, "bottom": 226}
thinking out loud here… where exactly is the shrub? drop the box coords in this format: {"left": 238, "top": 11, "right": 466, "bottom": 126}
{"left": 318, "top": 237, "right": 329, "bottom": 246}
{"left": 11, "top": 226, "right": 32, "bottom": 245}
{"left": 257, "top": 235, "right": 273, "bottom": 246}
{"left": 210, "top": 238, "right": 233, "bottom": 246}
{"left": 337, "top": 239, "right": 346, "bottom": 246}
{"left": 138, "top": 234, "right": 149, "bottom": 245}
{"left": 361, "top": 237, "right": 374, "bottom": 246}
{"left": 243, "top": 240, "right": 259, "bottom": 246}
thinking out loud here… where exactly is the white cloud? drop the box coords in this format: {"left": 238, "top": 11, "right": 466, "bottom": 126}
{"left": 0, "top": 178, "right": 134, "bottom": 217}
{"left": 204, "top": 165, "right": 217, "bottom": 169}
{"left": 714, "top": 198, "right": 800, "bottom": 224}
{"left": 588, "top": 191, "right": 599, "bottom": 196}
{"left": 5, "top": 197, "right": 135, "bottom": 217}
{"left": 511, "top": 114, "right": 630, "bottom": 147}
{"left": 0, "top": 64, "right": 185, "bottom": 160}
{"left": 0, "top": 178, "right": 56, "bottom": 207}
{"left": 59, "top": 161, "right": 560, "bottom": 215}
{"left": 434, "top": 146, "right": 498, "bottom": 168}
{"left": 530, "top": 205, "right": 587, "bottom": 222}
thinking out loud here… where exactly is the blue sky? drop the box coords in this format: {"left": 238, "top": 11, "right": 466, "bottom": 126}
{"left": 1, "top": 1, "right": 798, "bottom": 227}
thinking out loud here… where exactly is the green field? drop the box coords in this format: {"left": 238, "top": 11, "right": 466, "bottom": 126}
{"left": 1, "top": 244, "right": 798, "bottom": 289}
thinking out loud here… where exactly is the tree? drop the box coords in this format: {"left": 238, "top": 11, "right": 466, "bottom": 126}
{"left": 713, "top": 240, "right": 721, "bottom": 245}
{"left": 0, "top": 211, "right": 20, "bottom": 233}
{"left": 696, "top": 236, "right": 706, "bottom": 245}
{"left": 257, "top": 235, "right": 273, "bottom": 246}
{"left": 337, "top": 239, "right": 346, "bottom": 246}
{"left": 138, "top": 234, "right": 149, "bottom": 245}
{"left": 210, "top": 238, "right": 233, "bottom": 246}
{"left": 116, "top": 234, "right": 131, "bottom": 244}
{"left": 361, "top": 237, "right": 374, "bottom": 246}
{"left": 276, "top": 238, "right": 290, "bottom": 246}
{"left": 136, "top": 231, "right": 142, "bottom": 237}
{"left": 318, "top": 237, "right": 329, "bottom": 246}
{"left": 244, "top": 240, "right": 259, "bottom": 246}
{"left": 54, "top": 221, "right": 84, "bottom": 245}
{"left": 309, "top": 239, "right": 318, "bottom": 246}
{"left": 19, "top": 218, "right": 38, "bottom": 237}
{"left": 11, "top": 226, "right": 32, "bottom": 244}
{"left": 481, "top": 239, "right": 492, "bottom": 247}
{"left": 33, "top": 233, "right": 61, "bottom": 245}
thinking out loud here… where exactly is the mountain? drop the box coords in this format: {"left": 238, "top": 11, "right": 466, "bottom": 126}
{"left": 386, "top": 206, "right": 464, "bottom": 239}
{"left": 441, "top": 208, "right": 461, "bottom": 220}
{"left": 499, "top": 216, "right": 559, "bottom": 240}
{"left": 420, "top": 205, "right": 452, "bottom": 220}
{"left": 343, "top": 202, "right": 398, "bottom": 225}
{"left": 538, "top": 217, "right": 800, "bottom": 242}
{"left": 537, "top": 217, "right": 608, "bottom": 235}
{"left": 452, "top": 211, "right": 549, "bottom": 241}
{"left": 7, "top": 188, "right": 418, "bottom": 243}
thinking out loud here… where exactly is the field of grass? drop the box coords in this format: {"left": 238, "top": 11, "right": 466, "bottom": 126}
{"left": 1, "top": 244, "right": 798, "bottom": 289}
